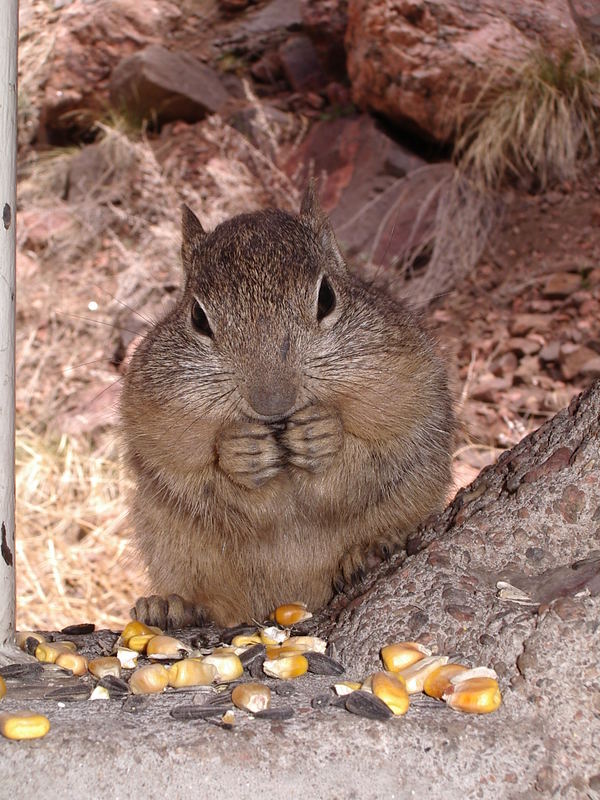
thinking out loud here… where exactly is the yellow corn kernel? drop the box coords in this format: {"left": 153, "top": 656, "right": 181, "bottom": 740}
{"left": 35, "top": 642, "right": 74, "bottom": 664}
{"left": 286, "top": 636, "right": 327, "bottom": 654}
{"left": 333, "top": 681, "right": 361, "bottom": 696}
{"left": 398, "top": 655, "right": 449, "bottom": 694}
{"left": 423, "top": 664, "right": 469, "bottom": 699}
{"left": 444, "top": 676, "right": 502, "bottom": 714}
{"left": 88, "top": 657, "right": 122, "bottom": 679}
{"left": 129, "top": 664, "right": 170, "bottom": 695}
{"left": 222, "top": 710, "right": 235, "bottom": 726}
{"left": 262, "top": 654, "right": 308, "bottom": 679}
{"left": 380, "top": 642, "right": 431, "bottom": 673}
{"left": 16, "top": 631, "right": 46, "bottom": 650}
{"left": 55, "top": 652, "right": 88, "bottom": 677}
{"left": 231, "top": 634, "right": 262, "bottom": 648}
{"left": 146, "top": 635, "right": 190, "bottom": 659}
{"left": 272, "top": 603, "right": 313, "bottom": 627}
{"left": 231, "top": 683, "right": 271, "bottom": 713}
{"left": 371, "top": 671, "right": 410, "bottom": 716}
{"left": 127, "top": 634, "right": 156, "bottom": 653}
{"left": 260, "top": 626, "right": 290, "bottom": 645}
{"left": 167, "top": 659, "right": 217, "bottom": 688}
{"left": 202, "top": 651, "right": 244, "bottom": 683}
{"left": 0, "top": 676, "right": 5, "bottom": 700}
{"left": 0, "top": 711, "right": 50, "bottom": 740}
{"left": 121, "top": 620, "right": 163, "bottom": 645}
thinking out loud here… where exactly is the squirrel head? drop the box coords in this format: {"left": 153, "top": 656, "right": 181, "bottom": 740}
{"left": 174, "top": 183, "right": 351, "bottom": 421}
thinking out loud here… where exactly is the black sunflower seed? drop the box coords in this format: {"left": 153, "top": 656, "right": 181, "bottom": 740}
{"left": 239, "top": 644, "right": 265, "bottom": 668}
{"left": 311, "top": 693, "right": 332, "bottom": 709}
{"left": 0, "top": 662, "right": 43, "bottom": 680}
{"left": 170, "top": 704, "right": 232, "bottom": 721}
{"left": 60, "top": 623, "right": 95, "bottom": 636}
{"left": 274, "top": 681, "right": 296, "bottom": 698}
{"left": 98, "top": 675, "right": 130, "bottom": 698}
{"left": 45, "top": 684, "right": 91, "bottom": 702}
{"left": 305, "top": 652, "right": 345, "bottom": 676}
{"left": 220, "top": 625, "right": 258, "bottom": 645}
{"left": 345, "top": 691, "right": 393, "bottom": 721}
{"left": 252, "top": 706, "right": 294, "bottom": 720}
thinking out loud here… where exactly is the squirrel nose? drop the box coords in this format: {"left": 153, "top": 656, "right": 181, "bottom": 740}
{"left": 246, "top": 379, "right": 297, "bottom": 419}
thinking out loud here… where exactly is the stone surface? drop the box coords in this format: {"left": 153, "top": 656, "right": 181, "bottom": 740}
{"left": 34, "top": 0, "right": 182, "bottom": 142}
{"left": 345, "top": 0, "right": 578, "bottom": 142}
{"left": 278, "top": 35, "right": 326, "bottom": 92}
{"left": 301, "top": 0, "right": 348, "bottom": 76}
{"left": 284, "top": 114, "right": 451, "bottom": 269}
{"left": 543, "top": 271, "right": 583, "bottom": 298}
{"left": 109, "top": 45, "right": 231, "bottom": 125}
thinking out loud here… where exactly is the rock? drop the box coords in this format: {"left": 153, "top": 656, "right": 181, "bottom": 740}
{"left": 580, "top": 356, "right": 600, "bottom": 379}
{"left": 19, "top": 207, "right": 74, "bottom": 250}
{"left": 470, "top": 374, "right": 513, "bottom": 402}
{"left": 278, "top": 35, "right": 326, "bottom": 92}
{"left": 539, "top": 340, "right": 561, "bottom": 362}
{"left": 560, "top": 345, "right": 600, "bottom": 380}
{"left": 542, "top": 271, "right": 582, "bottom": 298}
{"left": 284, "top": 114, "right": 451, "bottom": 270}
{"left": 504, "top": 337, "right": 541, "bottom": 357}
{"left": 109, "top": 46, "right": 230, "bottom": 126}
{"left": 345, "top": 0, "right": 577, "bottom": 142}
{"left": 509, "top": 312, "right": 550, "bottom": 336}
{"left": 35, "top": 0, "right": 182, "bottom": 142}
{"left": 219, "top": 0, "right": 250, "bottom": 11}
{"left": 300, "top": 0, "right": 348, "bottom": 76}
{"left": 240, "top": 0, "right": 302, "bottom": 35}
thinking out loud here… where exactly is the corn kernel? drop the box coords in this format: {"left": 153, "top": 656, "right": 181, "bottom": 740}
{"left": 0, "top": 711, "right": 50, "bottom": 740}
{"left": 381, "top": 642, "right": 431, "bottom": 673}
{"left": 88, "top": 657, "right": 122, "bottom": 679}
{"left": 371, "top": 671, "right": 410, "bottom": 716}
{"left": 423, "top": 664, "right": 469, "bottom": 699}
{"left": 121, "top": 620, "right": 162, "bottom": 645}
{"left": 221, "top": 710, "right": 235, "bottom": 726}
{"left": 129, "top": 664, "right": 170, "bottom": 695}
{"left": 231, "top": 634, "right": 262, "bottom": 648}
{"left": 202, "top": 651, "right": 244, "bottom": 682}
{"left": 260, "top": 626, "right": 290, "bottom": 645}
{"left": 286, "top": 636, "right": 327, "bottom": 654}
{"left": 444, "top": 676, "right": 502, "bottom": 714}
{"left": 167, "top": 659, "right": 216, "bottom": 688}
{"left": 398, "top": 655, "right": 449, "bottom": 694}
{"left": 262, "top": 654, "right": 308, "bottom": 679}
{"left": 0, "top": 676, "right": 5, "bottom": 700}
{"left": 146, "top": 635, "right": 190, "bottom": 659}
{"left": 333, "top": 681, "right": 361, "bottom": 696}
{"left": 90, "top": 686, "right": 110, "bottom": 701}
{"left": 272, "top": 603, "right": 313, "bottom": 627}
{"left": 127, "top": 634, "right": 156, "bottom": 653}
{"left": 35, "top": 642, "right": 74, "bottom": 664}
{"left": 232, "top": 683, "right": 271, "bottom": 713}
{"left": 55, "top": 652, "right": 88, "bottom": 676}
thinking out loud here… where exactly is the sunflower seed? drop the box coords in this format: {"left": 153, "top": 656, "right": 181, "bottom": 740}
{"left": 122, "top": 695, "right": 149, "bottom": 713}
{"left": 252, "top": 706, "right": 294, "bottom": 720}
{"left": 274, "top": 682, "right": 296, "bottom": 698}
{"left": 311, "top": 693, "right": 332, "bottom": 709}
{"left": 45, "top": 684, "right": 91, "bottom": 702}
{"left": 221, "top": 625, "right": 258, "bottom": 645}
{"left": 239, "top": 644, "right": 265, "bottom": 668}
{"left": 170, "top": 704, "right": 232, "bottom": 721}
{"left": 60, "top": 623, "right": 95, "bottom": 636}
{"left": 0, "top": 662, "right": 44, "bottom": 680}
{"left": 98, "top": 675, "right": 130, "bottom": 698}
{"left": 345, "top": 691, "right": 393, "bottom": 721}
{"left": 305, "top": 652, "right": 345, "bottom": 676}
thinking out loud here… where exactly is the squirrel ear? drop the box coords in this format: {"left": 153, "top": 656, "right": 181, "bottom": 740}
{"left": 300, "top": 180, "right": 347, "bottom": 272}
{"left": 181, "top": 204, "right": 206, "bottom": 270}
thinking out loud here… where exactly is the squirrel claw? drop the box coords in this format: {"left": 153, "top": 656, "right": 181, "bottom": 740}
{"left": 131, "top": 593, "right": 205, "bottom": 629}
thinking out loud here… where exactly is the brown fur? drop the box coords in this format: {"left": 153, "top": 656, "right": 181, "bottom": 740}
{"left": 120, "top": 187, "right": 454, "bottom": 627}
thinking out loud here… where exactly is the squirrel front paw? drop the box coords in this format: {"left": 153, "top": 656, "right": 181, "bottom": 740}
{"left": 216, "top": 421, "right": 283, "bottom": 489}
{"left": 131, "top": 594, "right": 206, "bottom": 629}
{"left": 283, "top": 405, "right": 343, "bottom": 473}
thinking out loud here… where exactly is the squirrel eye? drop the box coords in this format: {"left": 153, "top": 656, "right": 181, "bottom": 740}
{"left": 317, "top": 276, "right": 336, "bottom": 322}
{"left": 191, "top": 300, "right": 212, "bottom": 337}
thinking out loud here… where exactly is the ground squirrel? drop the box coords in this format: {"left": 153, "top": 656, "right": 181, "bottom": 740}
{"left": 120, "top": 185, "right": 454, "bottom": 628}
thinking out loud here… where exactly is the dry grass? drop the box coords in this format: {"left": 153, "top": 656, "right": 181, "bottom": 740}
{"left": 456, "top": 45, "right": 600, "bottom": 190}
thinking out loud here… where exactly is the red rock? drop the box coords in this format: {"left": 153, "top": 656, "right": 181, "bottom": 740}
{"left": 539, "top": 341, "right": 561, "bottom": 362}
{"left": 509, "top": 313, "right": 550, "bottom": 336}
{"left": 470, "top": 374, "right": 513, "bottom": 402}
{"left": 580, "top": 357, "right": 600, "bottom": 379}
{"left": 301, "top": 0, "right": 348, "bottom": 76}
{"left": 20, "top": 208, "right": 74, "bottom": 250}
{"left": 109, "top": 46, "right": 230, "bottom": 126}
{"left": 35, "top": 0, "right": 182, "bottom": 142}
{"left": 523, "top": 447, "right": 572, "bottom": 484}
{"left": 542, "top": 271, "right": 582, "bottom": 298}
{"left": 345, "top": 0, "right": 575, "bottom": 142}
{"left": 505, "top": 337, "right": 541, "bottom": 357}
{"left": 278, "top": 35, "right": 326, "bottom": 92}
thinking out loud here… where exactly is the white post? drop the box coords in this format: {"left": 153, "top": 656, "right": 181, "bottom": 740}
{"left": 0, "top": 0, "right": 19, "bottom": 662}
